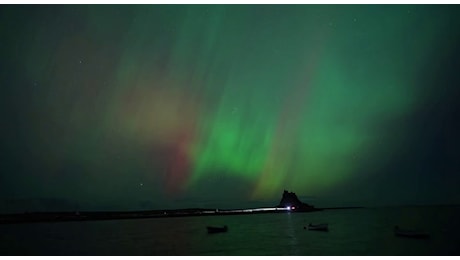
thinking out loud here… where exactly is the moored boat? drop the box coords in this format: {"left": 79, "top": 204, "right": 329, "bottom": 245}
{"left": 207, "top": 225, "right": 228, "bottom": 234}
{"left": 394, "top": 226, "right": 430, "bottom": 239}
{"left": 306, "top": 223, "right": 328, "bottom": 231}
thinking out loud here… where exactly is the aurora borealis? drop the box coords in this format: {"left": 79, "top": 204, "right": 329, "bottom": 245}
{"left": 1, "top": 5, "right": 460, "bottom": 212}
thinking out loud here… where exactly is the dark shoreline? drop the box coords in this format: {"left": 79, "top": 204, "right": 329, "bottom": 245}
{"left": 0, "top": 207, "right": 364, "bottom": 225}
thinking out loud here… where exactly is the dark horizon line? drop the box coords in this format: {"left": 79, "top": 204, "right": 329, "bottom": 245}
{"left": 0, "top": 206, "right": 326, "bottom": 225}
{"left": 2, "top": 202, "right": 460, "bottom": 225}
{"left": 1, "top": 201, "right": 459, "bottom": 215}
{"left": 0, "top": 199, "right": 333, "bottom": 224}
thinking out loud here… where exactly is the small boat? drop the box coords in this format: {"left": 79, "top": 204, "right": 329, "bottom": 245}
{"left": 307, "top": 223, "right": 328, "bottom": 231}
{"left": 394, "top": 226, "right": 430, "bottom": 239}
{"left": 207, "top": 225, "right": 228, "bottom": 234}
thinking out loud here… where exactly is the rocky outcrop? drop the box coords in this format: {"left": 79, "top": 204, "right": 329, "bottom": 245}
{"left": 277, "top": 190, "right": 316, "bottom": 212}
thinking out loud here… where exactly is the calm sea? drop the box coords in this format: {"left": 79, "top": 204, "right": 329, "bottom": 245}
{"left": 1, "top": 206, "right": 459, "bottom": 255}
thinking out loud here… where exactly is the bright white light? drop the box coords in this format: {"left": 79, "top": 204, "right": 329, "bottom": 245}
{"left": 287, "top": 206, "right": 291, "bottom": 210}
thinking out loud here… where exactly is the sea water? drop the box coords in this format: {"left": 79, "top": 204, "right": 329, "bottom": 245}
{"left": 1, "top": 206, "right": 459, "bottom": 255}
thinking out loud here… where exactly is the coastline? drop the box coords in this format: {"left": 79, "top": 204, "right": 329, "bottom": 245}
{"left": 0, "top": 207, "right": 365, "bottom": 224}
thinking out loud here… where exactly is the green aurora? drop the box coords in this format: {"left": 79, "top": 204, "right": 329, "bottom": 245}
{"left": 1, "top": 5, "right": 460, "bottom": 211}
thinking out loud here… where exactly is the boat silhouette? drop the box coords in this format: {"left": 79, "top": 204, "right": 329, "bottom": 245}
{"left": 394, "top": 226, "right": 430, "bottom": 239}
{"left": 306, "top": 223, "right": 329, "bottom": 231}
{"left": 207, "top": 225, "right": 228, "bottom": 234}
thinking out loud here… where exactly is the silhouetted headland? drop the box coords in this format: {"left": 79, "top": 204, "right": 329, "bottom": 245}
{"left": 0, "top": 190, "right": 362, "bottom": 224}
{"left": 277, "top": 190, "right": 316, "bottom": 211}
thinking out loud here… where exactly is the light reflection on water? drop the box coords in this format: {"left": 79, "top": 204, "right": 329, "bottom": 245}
{"left": 0, "top": 206, "right": 459, "bottom": 255}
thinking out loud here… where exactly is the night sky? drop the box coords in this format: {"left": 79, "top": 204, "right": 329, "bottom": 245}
{"left": 1, "top": 5, "right": 460, "bottom": 213}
